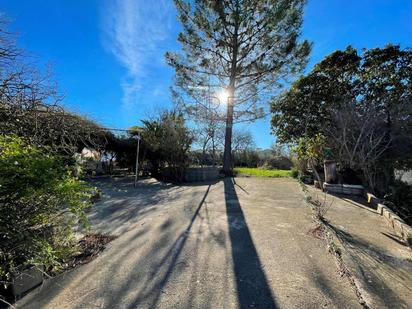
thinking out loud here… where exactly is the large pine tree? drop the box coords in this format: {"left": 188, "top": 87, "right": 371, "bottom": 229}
{"left": 166, "top": 0, "right": 310, "bottom": 175}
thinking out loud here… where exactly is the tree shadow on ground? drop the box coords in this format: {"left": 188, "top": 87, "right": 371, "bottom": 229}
{"left": 86, "top": 177, "right": 219, "bottom": 235}
{"left": 16, "top": 179, "right": 218, "bottom": 309}
{"left": 381, "top": 232, "right": 409, "bottom": 247}
{"left": 18, "top": 177, "right": 280, "bottom": 308}
{"left": 232, "top": 177, "right": 249, "bottom": 195}
{"left": 127, "top": 183, "right": 213, "bottom": 308}
{"left": 102, "top": 177, "right": 278, "bottom": 308}
{"left": 224, "top": 177, "right": 278, "bottom": 309}
{"left": 326, "top": 222, "right": 412, "bottom": 308}
{"left": 325, "top": 191, "right": 377, "bottom": 213}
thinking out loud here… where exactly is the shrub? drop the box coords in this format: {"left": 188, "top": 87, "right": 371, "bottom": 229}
{"left": 261, "top": 156, "right": 293, "bottom": 170}
{"left": 340, "top": 167, "right": 363, "bottom": 185}
{"left": 384, "top": 180, "right": 412, "bottom": 225}
{"left": 0, "top": 135, "right": 94, "bottom": 286}
{"left": 291, "top": 167, "right": 299, "bottom": 179}
{"left": 142, "top": 111, "right": 193, "bottom": 181}
{"left": 292, "top": 156, "right": 308, "bottom": 175}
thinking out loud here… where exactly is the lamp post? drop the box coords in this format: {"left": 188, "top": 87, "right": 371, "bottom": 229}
{"left": 134, "top": 134, "right": 141, "bottom": 188}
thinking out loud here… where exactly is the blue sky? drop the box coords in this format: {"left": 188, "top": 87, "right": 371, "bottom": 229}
{"left": 1, "top": 0, "right": 411, "bottom": 148}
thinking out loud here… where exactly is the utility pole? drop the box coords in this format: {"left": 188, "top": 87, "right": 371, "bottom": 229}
{"left": 134, "top": 134, "right": 141, "bottom": 188}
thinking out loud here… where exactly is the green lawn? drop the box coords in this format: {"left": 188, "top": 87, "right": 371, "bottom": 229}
{"left": 234, "top": 167, "right": 292, "bottom": 178}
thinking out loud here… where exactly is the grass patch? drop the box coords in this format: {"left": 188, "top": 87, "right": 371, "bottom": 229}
{"left": 234, "top": 167, "right": 292, "bottom": 178}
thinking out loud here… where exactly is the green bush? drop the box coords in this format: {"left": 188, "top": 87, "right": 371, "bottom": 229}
{"left": 0, "top": 135, "right": 94, "bottom": 285}
{"left": 291, "top": 166, "right": 309, "bottom": 183}
{"left": 261, "top": 156, "right": 293, "bottom": 170}
{"left": 142, "top": 111, "right": 193, "bottom": 181}
{"left": 291, "top": 167, "right": 299, "bottom": 178}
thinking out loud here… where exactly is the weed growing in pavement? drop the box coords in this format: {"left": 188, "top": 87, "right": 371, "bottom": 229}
{"left": 298, "top": 178, "right": 333, "bottom": 222}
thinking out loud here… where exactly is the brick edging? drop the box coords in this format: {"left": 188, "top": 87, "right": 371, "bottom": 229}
{"left": 365, "top": 192, "right": 412, "bottom": 246}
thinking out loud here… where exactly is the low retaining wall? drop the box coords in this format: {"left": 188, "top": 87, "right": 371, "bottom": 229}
{"left": 323, "top": 183, "right": 364, "bottom": 196}
{"left": 11, "top": 266, "right": 43, "bottom": 299}
{"left": 366, "top": 193, "right": 412, "bottom": 246}
{"left": 322, "top": 184, "right": 411, "bottom": 246}
{"left": 184, "top": 167, "right": 221, "bottom": 182}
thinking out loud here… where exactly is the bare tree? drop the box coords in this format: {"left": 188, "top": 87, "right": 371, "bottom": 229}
{"left": 192, "top": 102, "right": 225, "bottom": 165}
{"left": 326, "top": 101, "right": 391, "bottom": 192}
{"left": 0, "top": 18, "right": 107, "bottom": 154}
{"left": 271, "top": 142, "right": 288, "bottom": 157}
{"left": 216, "top": 127, "right": 254, "bottom": 152}
{"left": 231, "top": 129, "right": 255, "bottom": 153}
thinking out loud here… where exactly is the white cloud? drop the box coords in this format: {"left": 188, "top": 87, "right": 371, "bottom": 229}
{"left": 102, "top": 0, "right": 175, "bottom": 110}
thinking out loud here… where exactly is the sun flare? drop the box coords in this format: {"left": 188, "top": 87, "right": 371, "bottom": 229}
{"left": 217, "top": 89, "right": 229, "bottom": 104}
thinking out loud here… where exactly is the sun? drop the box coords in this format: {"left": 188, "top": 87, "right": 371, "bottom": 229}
{"left": 217, "top": 89, "right": 229, "bottom": 104}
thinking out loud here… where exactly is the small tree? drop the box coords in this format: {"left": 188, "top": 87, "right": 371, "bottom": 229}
{"left": 228, "top": 129, "right": 256, "bottom": 167}
{"left": 294, "top": 133, "right": 326, "bottom": 187}
{"left": 142, "top": 111, "right": 193, "bottom": 180}
{"left": 193, "top": 106, "right": 223, "bottom": 165}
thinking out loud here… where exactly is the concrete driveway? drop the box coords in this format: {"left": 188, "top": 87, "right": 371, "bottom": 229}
{"left": 17, "top": 177, "right": 360, "bottom": 308}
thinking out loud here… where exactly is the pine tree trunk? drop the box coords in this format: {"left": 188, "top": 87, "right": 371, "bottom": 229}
{"left": 223, "top": 94, "right": 234, "bottom": 176}
{"left": 222, "top": 7, "right": 239, "bottom": 177}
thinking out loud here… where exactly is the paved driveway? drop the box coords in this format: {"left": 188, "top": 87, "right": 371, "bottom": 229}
{"left": 17, "top": 177, "right": 359, "bottom": 308}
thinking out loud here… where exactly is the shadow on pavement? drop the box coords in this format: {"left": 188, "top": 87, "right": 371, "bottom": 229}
{"left": 381, "top": 232, "right": 409, "bottom": 247}
{"left": 124, "top": 183, "right": 213, "bottom": 308}
{"left": 325, "top": 191, "right": 377, "bottom": 213}
{"left": 224, "top": 177, "right": 278, "bottom": 309}
{"left": 326, "top": 222, "right": 411, "bottom": 308}
{"left": 17, "top": 177, "right": 281, "bottom": 308}
{"left": 86, "top": 177, "right": 219, "bottom": 235}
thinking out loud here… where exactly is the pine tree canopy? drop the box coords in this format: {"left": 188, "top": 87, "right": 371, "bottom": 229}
{"left": 166, "top": 0, "right": 311, "bottom": 122}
